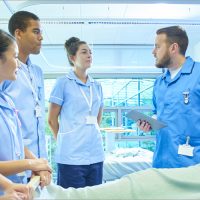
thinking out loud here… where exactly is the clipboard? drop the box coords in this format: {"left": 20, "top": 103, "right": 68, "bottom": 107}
{"left": 126, "top": 110, "right": 167, "bottom": 130}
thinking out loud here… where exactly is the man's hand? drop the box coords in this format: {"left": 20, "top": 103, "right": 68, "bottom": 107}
{"left": 28, "top": 158, "right": 52, "bottom": 173}
{"left": 137, "top": 120, "right": 151, "bottom": 132}
{"left": 32, "top": 170, "right": 51, "bottom": 189}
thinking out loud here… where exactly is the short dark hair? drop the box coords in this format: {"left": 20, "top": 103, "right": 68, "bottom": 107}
{"left": 0, "top": 29, "right": 15, "bottom": 59}
{"left": 64, "top": 37, "right": 86, "bottom": 66}
{"left": 156, "top": 26, "right": 188, "bottom": 55}
{"left": 8, "top": 11, "right": 39, "bottom": 36}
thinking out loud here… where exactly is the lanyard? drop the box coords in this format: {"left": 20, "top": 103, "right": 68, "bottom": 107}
{"left": 79, "top": 85, "right": 93, "bottom": 114}
{"left": 20, "top": 64, "right": 39, "bottom": 105}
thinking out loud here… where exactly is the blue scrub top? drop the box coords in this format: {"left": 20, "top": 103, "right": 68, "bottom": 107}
{"left": 49, "top": 69, "right": 105, "bottom": 165}
{"left": 152, "top": 57, "right": 200, "bottom": 168}
{"left": 1, "top": 58, "right": 47, "bottom": 159}
{"left": 0, "top": 92, "right": 25, "bottom": 185}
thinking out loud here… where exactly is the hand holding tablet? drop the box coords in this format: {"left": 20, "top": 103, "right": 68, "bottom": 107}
{"left": 126, "top": 110, "right": 167, "bottom": 131}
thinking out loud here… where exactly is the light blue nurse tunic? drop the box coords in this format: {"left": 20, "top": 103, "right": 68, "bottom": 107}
{"left": 0, "top": 91, "right": 25, "bottom": 186}
{"left": 49, "top": 69, "right": 105, "bottom": 165}
{"left": 1, "top": 58, "right": 47, "bottom": 159}
{"left": 152, "top": 57, "right": 200, "bottom": 168}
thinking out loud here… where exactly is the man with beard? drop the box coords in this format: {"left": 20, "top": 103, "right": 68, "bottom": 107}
{"left": 138, "top": 26, "right": 200, "bottom": 168}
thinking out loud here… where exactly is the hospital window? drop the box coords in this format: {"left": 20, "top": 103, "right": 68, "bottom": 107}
{"left": 44, "top": 78, "right": 156, "bottom": 180}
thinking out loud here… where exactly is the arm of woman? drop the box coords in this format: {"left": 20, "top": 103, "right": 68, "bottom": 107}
{"left": 48, "top": 103, "right": 61, "bottom": 139}
{"left": 0, "top": 160, "right": 33, "bottom": 176}
{"left": 0, "top": 159, "right": 51, "bottom": 176}
{"left": 97, "top": 107, "right": 103, "bottom": 126}
{"left": 0, "top": 153, "right": 51, "bottom": 176}
{"left": 0, "top": 174, "right": 16, "bottom": 191}
{"left": 24, "top": 147, "right": 51, "bottom": 172}
{"left": 24, "top": 146, "right": 37, "bottom": 159}
{"left": 0, "top": 174, "right": 33, "bottom": 200}
{"left": 24, "top": 147, "right": 52, "bottom": 187}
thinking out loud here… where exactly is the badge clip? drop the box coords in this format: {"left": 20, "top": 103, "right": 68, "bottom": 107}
{"left": 183, "top": 91, "right": 189, "bottom": 104}
{"left": 185, "top": 136, "right": 190, "bottom": 146}
{"left": 35, "top": 104, "right": 42, "bottom": 118}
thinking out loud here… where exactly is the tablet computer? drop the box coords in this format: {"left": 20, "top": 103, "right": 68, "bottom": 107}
{"left": 126, "top": 110, "right": 167, "bottom": 130}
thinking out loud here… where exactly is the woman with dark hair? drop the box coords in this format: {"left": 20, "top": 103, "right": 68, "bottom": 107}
{"left": 0, "top": 29, "right": 51, "bottom": 198}
{"left": 48, "top": 37, "right": 104, "bottom": 189}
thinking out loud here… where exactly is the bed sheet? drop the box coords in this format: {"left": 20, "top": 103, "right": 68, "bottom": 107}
{"left": 103, "top": 147, "right": 153, "bottom": 181}
{"left": 35, "top": 164, "right": 200, "bottom": 200}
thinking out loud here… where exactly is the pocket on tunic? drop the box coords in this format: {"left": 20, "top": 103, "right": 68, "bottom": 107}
{"left": 56, "top": 129, "right": 78, "bottom": 156}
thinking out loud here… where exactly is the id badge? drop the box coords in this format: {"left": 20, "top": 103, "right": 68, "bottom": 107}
{"left": 86, "top": 116, "right": 97, "bottom": 125}
{"left": 35, "top": 104, "right": 42, "bottom": 117}
{"left": 178, "top": 144, "right": 194, "bottom": 157}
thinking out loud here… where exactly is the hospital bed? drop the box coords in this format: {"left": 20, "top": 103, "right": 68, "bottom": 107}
{"left": 33, "top": 164, "right": 200, "bottom": 199}
{"left": 103, "top": 147, "right": 153, "bottom": 181}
